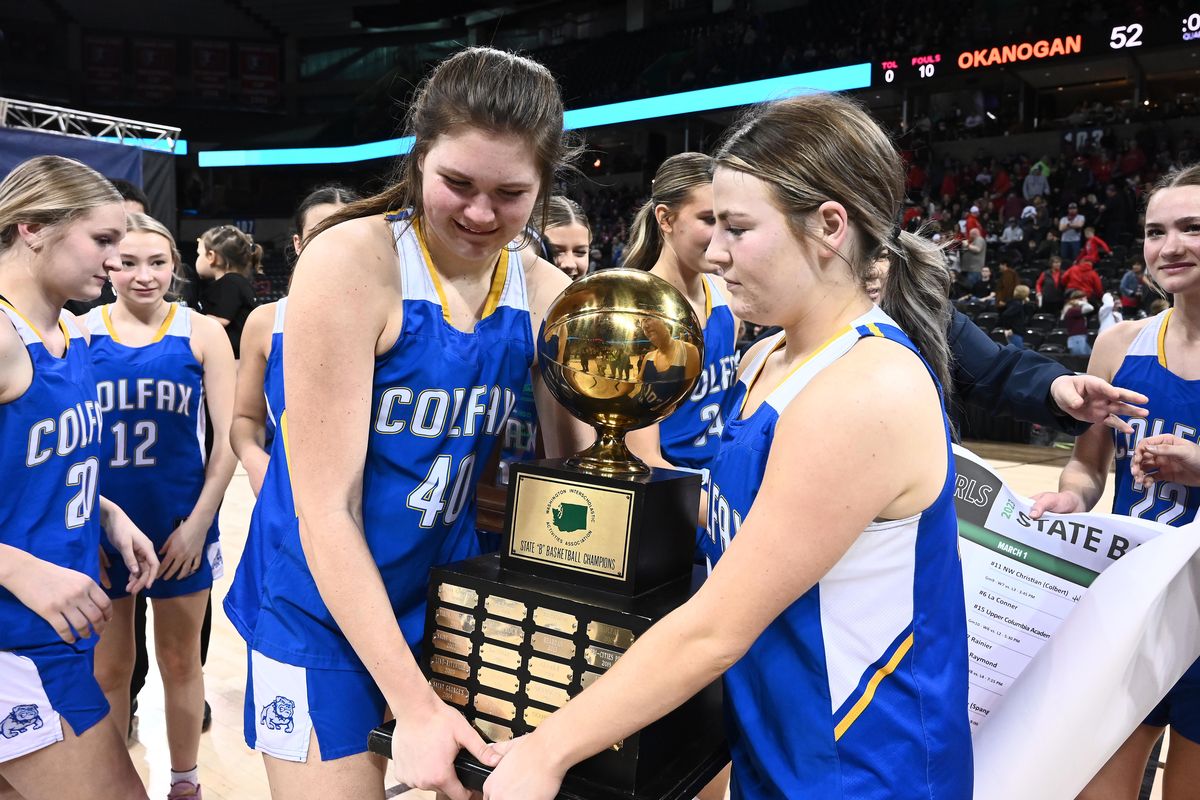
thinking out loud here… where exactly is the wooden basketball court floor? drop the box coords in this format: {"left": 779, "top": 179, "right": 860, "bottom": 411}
{"left": 124, "top": 442, "right": 1165, "bottom": 799}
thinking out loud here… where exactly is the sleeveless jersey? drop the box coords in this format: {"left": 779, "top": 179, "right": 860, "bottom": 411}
{"left": 702, "top": 307, "right": 971, "bottom": 800}
{"left": 0, "top": 302, "right": 103, "bottom": 651}
{"left": 230, "top": 219, "right": 532, "bottom": 669}
{"left": 1112, "top": 310, "right": 1200, "bottom": 526}
{"left": 84, "top": 304, "right": 217, "bottom": 552}
{"left": 223, "top": 300, "right": 293, "bottom": 642}
{"left": 263, "top": 298, "right": 287, "bottom": 450}
{"left": 659, "top": 275, "right": 739, "bottom": 470}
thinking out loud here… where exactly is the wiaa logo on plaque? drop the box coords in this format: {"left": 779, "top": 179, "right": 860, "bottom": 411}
{"left": 546, "top": 488, "right": 596, "bottom": 545}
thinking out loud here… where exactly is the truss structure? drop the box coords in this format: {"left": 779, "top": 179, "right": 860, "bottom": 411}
{"left": 0, "top": 97, "right": 181, "bottom": 152}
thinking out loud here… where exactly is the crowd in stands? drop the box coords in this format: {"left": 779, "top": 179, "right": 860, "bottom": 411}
{"left": 561, "top": 121, "right": 1193, "bottom": 357}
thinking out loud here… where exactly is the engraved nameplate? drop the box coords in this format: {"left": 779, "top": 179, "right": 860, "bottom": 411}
{"left": 580, "top": 670, "right": 603, "bottom": 689}
{"left": 526, "top": 680, "right": 570, "bottom": 708}
{"left": 475, "top": 719, "right": 514, "bottom": 743}
{"left": 431, "top": 629, "right": 472, "bottom": 657}
{"left": 474, "top": 693, "right": 517, "bottom": 721}
{"left": 478, "top": 666, "right": 520, "bottom": 695}
{"left": 438, "top": 583, "right": 478, "bottom": 609}
{"left": 587, "top": 620, "right": 634, "bottom": 649}
{"left": 484, "top": 595, "right": 528, "bottom": 621}
{"left": 584, "top": 645, "right": 621, "bottom": 671}
{"left": 524, "top": 706, "right": 551, "bottom": 728}
{"left": 431, "top": 679, "right": 468, "bottom": 707}
{"left": 481, "top": 618, "right": 524, "bottom": 646}
{"left": 531, "top": 631, "right": 576, "bottom": 660}
{"left": 527, "top": 656, "right": 573, "bottom": 686}
{"left": 534, "top": 607, "right": 579, "bottom": 635}
{"left": 480, "top": 643, "right": 521, "bottom": 671}
{"left": 435, "top": 607, "right": 475, "bottom": 634}
{"left": 430, "top": 654, "right": 470, "bottom": 681}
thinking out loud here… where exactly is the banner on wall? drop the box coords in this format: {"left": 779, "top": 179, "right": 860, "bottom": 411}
{"left": 192, "top": 40, "right": 231, "bottom": 101}
{"left": 134, "top": 39, "right": 176, "bottom": 104}
{"left": 953, "top": 445, "right": 1200, "bottom": 799}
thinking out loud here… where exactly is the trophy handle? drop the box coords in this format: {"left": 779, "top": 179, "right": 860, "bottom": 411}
{"left": 567, "top": 426, "right": 649, "bottom": 475}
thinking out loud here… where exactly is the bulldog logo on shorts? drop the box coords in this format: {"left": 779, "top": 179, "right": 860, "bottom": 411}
{"left": 1, "top": 704, "right": 44, "bottom": 738}
{"left": 260, "top": 695, "right": 296, "bottom": 733}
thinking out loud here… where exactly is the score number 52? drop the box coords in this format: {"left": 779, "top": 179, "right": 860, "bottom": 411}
{"left": 1110, "top": 23, "right": 1144, "bottom": 49}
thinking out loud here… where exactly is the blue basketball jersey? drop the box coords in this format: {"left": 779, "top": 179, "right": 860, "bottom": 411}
{"left": 659, "top": 275, "right": 739, "bottom": 470}
{"left": 84, "top": 305, "right": 216, "bottom": 552}
{"left": 0, "top": 303, "right": 103, "bottom": 651}
{"left": 702, "top": 307, "right": 971, "bottom": 800}
{"left": 1112, "top": 310, "right": 1200, "bottom": 526}
{"left": 263, "top": 298, "right": 286, "bottom": 450}
{"left": 224, "top": 298, "right": 291, "bottom": 641}
{"left": 231, "top": 219, "right": 532, "bottom": 669}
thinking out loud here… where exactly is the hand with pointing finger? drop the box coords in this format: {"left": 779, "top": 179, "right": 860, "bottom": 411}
{"left": 1049, "top": 374, "right": 1148, "bottom": 435}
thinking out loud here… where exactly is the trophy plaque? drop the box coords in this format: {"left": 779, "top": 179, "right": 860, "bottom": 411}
{"left": 369, "top": 270, "right": 728, "bottom": 798}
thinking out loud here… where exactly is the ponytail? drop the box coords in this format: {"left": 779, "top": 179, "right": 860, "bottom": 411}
{"left": 882, "top": 228, "right": 953, "bottom": 398}
{"left": 621, "top": 199, "right": 664, "bottom": 271}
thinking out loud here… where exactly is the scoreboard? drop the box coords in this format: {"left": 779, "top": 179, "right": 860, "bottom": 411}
{"left": 875, "top": 12, "right": 1200, "bottom": 86}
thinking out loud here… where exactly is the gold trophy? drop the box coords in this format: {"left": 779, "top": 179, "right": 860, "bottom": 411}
{"left": 370, "top": 270, "right": 727, "bottom": 799}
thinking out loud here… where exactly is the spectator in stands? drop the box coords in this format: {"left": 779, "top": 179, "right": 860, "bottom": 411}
{"left": 1062, "top": 290, "right": 1093, "bottom": 355}
{"left": 1000, "top": 284, "right": 1033, "bottom": 348}
{"left": 1064, "top": 257, "right": 1104, "bottom": 304}
{"left": 1063, "top": 156, "right": 1096, "bottom": 202}
{"left": 995, "top": 259, "right": 1019, "bottom": 307}
{"left": 1096, "top": 182, "right": 1135, "bottom": 243}
{"left": 1098, "top": 290, "right": 1122, "bottom": 333}
{"left": 541, "top": 196, "right": 592, "bottom": 280}
{"left": 964, "top": 204, "right": 984, "bottom": 238}
{"left": 960, "top": 227, "right": 986, "bottom": 287}
{"left": 1079, "top": 225, "right": 1112, "bottom": 264}
{"left": 1059, "top": 201, "right": 1086, "bottom": 261}
{"left": 196, "top": 225, "right": 260, "bottom": 358}
{"left": 1037, "top": 255, "right": 1068, "bottom": 315}
{"left": 963, "top": 264, "right": 997, "bottom": 308}
{"left": 1000, "top": 217, "right": 1024, "bottom": 244}
{"left": 1023, "top": 164, "right": 1049, "bottom": 201}
{"left": 1120, "top": 259, "right": 1154, "bottom": 314}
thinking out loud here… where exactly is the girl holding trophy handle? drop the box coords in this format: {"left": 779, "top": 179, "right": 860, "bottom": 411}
{"left": 481, "top": 92, "right": 972, "bottom": 799}
{"left": 224, "top": 47, "right": 595, "bottom": 800}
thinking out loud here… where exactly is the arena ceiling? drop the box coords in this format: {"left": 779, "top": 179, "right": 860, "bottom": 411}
{"left": 6, "top": 0, "right": 585, "bottom": 42}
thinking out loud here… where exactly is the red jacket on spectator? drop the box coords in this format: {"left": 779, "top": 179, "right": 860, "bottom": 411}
{"left": 940, "top": 173, "right": 958, "bottom": 198}
{"left": 965, "top": 211, "right": 984, "bottom": 238}
{"left": 1064, "top": 260, "right": 1104, "bottom": 303}
{"left": 1081, "top": 234, "right": 1111, "bottom": 264}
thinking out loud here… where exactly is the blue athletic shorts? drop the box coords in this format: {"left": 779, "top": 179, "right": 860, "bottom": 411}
{"left": 243, "top": 648, "right": 387, "bottom": 761}
{"left": 0, "top": 643, "right": 109, "bottom": 763}
{"left": 1145, "top": 657, "right": 1200, "bottom": 743}
{"left": 104, "top": 540, "right": 223, "bottom": 600}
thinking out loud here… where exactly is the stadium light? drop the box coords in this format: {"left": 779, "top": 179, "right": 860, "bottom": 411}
{"left": 197, "top": 62, "right": 871, "bottom": 168}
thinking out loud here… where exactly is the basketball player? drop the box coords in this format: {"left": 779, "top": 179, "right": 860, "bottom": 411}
{"left": 0, "top": 155, "right": 158, "bottom": 800}
{"left": 1031, "top": 164, "right": 1200, "bottom": 800}
{"left": 481, "top": 93, "right": 972, "bottom": 800}
{"left": 87, "top": 213, "right": 236, "bottom": 800}
{"left": 231, "top": 185, "right": 358, "bottom": 495}
{"left": 542, "top": 196, "right": 591, "bottom": 280}
{"left": 623, "top": 153, "right": 741, "bottom": 472}
{"left": 223, "top": 47, "right": 593, "bottom": 800}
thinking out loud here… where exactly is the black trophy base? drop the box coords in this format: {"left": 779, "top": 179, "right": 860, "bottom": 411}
{"left": 368, "top": 554, "right": 726, "bottom": 799}
{"left": 367, "top": 721, "right": 729, "bottom": 800}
